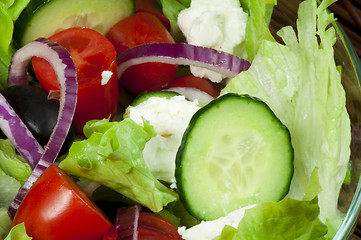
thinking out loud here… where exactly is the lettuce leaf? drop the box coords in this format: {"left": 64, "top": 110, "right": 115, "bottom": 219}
{"left": 223, "top": 0, "right": 350, "bottom": 237}
{"left": 0, "top": 139, "right": 31, "bottom": 209}
{"left": 158, "top": 0, "right": 187, "bottom": 41}
{"left": 4, "top": 223, "right": 31, "bottom": 240}
{"left": 0, "top": 207, "right": 12, "bottom": 240}
{"left": 0, "top": 0, "right": 30, "bottom": 90}
{"left": 59, "top": 118, "right": 178, "bottom": 212}
{"left": 0, "top": 139, "right": 32, "bottom": 184}
{"left": 215, "top": 198, "right": 328, "bottom": 240}
{"left": 235, "top": 0, "right": 277, "bottom": 60}
{"left": 0, "top": 175, "right": 20, "bottom": 209}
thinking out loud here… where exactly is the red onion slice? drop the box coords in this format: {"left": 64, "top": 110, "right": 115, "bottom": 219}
{"left": 7, "top": 37, "right": 78, "bottom": 218}
{"left": 7, "top": 37, "right": 77, "bottom": 164}
{"left": 0, "top": 93, "right": 43, "bottom": 169}
{"left": 116, "top": 205, "right": 142, "bottom": 240}
{"left": 165, "top": 87, "right": 215, "bottom": 104}
{"left": 117, "top": 43, "right": 251, "bottom": 80}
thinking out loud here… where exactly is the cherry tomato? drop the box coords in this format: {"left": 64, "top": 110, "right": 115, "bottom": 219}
{"left": 102, "top": 225, "right": 117, "bottom": 240}
{"left": 103, "top": 211, "right": 182, "bottom": 240}
{"left": 134, "top": 0, "right": 170, "bottom": 30}
{"left": 168, "top": 75, "right": 220, "bottom": 98}
{"left": 106, "top": 12, "right": 178, "bottom": 94}
{"left": 32, "top": 27, "right": 119, "bottom": 133}
{"left": 13, "top": 164, "right": 112, "bottom": 240}
{"left": 138, "top": 212, "right": 183, "bottom": 240}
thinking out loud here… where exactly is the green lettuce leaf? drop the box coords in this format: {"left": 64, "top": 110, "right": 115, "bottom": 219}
{"left": 0, "top": 139, "right": 32, "bottom": 184}
{"left": 0, "top": 175, "right": 20, "bottom": 209}
{"left": 0, "top": 0, "right": 30, "bottom": 90}
{"left": 4, "top": 223, "right": 31, "bottom": 240}
{"left": 59, "top": 118, "right": 178, "bottom": 212}
{"left": 235, "top": 0, "right": 276, "bottom": 60}
{"left": 0, "top": 207, "right": 12, "bottom": 240}
{"left": 215, "top": 198, "right": 328, "bottom": 240}
{"left": 223, "top": 0, "right": 350, "bottom": 237}
{"left": 159, "top": 0, "right": 187, "bottom": 41}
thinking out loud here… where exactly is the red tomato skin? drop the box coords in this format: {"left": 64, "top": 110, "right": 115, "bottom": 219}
{"left": 138, "top": 212, "right": 183, "bottom": 240}
{"left": 168, "top": 75, "right": 220, "bottom": 98}
{"left": 102, "top": 225, "right": 117, "bottom": 240}
{"left": 134, "top": 0, "right": 170, "bottom": 30}
{"left": 13, "top": 164, "right": 111, "bottom": 240}
{"left": 102, "top": 211, "right": 182, "bottom": 240}
{"left": 106, "top": 12, "right": 178, "bottom": 94}
{"left": 32, "top": 27, "right": 119, "bottom": 133}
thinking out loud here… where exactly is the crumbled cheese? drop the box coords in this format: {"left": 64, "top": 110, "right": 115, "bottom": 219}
{"left": 178, "top": 0, "right": 248, "bottom": 82}
{"left": 101, "top": 70, "right": 113, "bottom": 85}
{"left": 178, "top": 205, "right": 255, "bottom": 240}
{"left": 126, "top": 95, "right": 200, "bottom": 184}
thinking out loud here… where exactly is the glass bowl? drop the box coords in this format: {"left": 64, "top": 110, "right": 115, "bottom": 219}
{"left": 270, "top": 1, "right": 361, "bottom": 239}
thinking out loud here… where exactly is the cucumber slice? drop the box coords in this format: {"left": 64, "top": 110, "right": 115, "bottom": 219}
{"left": 13, "top": 0, "right": 135, "bottom": 47}
{"left": 175, "top": 93, "right": 294, "bottom": 221}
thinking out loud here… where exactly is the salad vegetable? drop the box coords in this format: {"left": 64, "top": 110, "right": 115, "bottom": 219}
{"left": 175, "top": 93, "right": 294, "bottom": 221}
{"left": 106, "top": 11, "right": 178, "bottom": 94}
{"left": 3, "top": 223, "right": 30, "bottom": 240}
{"left": 0, "top": 0, "right": 353, "bottom": 239}
{"left": 105, "top": 204, "right": 183, "bottom": 239}
{"left": 32, "top": 27, "right": 119, "bottom": 133}
{"left": 0, "top": 85, "right": 74, "bottom": 156}
{"left": 0, "top": 0, "right": 30, "bottom": 90}
{"left": 12, "top": 164, "right": 112, "bottom": 240}
{"left": 58, "top": 118, "right": 178, "bottom": 212}
{"left": 224, "top": 0, "right": 351, "bottom": 236}
{"left": 12, "top": 0, "right": 135, "bottom": 47}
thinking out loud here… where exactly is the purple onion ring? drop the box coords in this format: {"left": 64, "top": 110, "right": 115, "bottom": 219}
{"left": 117, "top": 42, "right": 251, "bottom": 80}
{"left": 7, "top": 37, "right": 78, "bottom": 218}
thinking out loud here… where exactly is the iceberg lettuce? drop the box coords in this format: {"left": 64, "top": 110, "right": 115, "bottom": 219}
{"left": 3, "top": 223, "right": 31, "bottom": 240}
{"left": 0, "top": 0, "right": 31, "bottom": 90}
{"left": 214, "top": 198, "right": 328, "bottom": 240}
{"left": 59, "top": 118, "right": 178, "bottom": 212}
{"left": 0, "top": 207, "right": 12, "bottom": 240}
{"left": 0, "top": 139, "right": 31, "bottom": 209}
{"left": 223, "top": 0, "right": 350, "bottom": 237}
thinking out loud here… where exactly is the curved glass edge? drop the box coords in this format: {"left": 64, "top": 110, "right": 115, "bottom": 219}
{"left": 333, "top": 21, "right": 361, "bottom": 87}
{"left": 334, "top": 180, "right": 361, "bottom": 239}
{"left": 332, "top": 21, "right": 361, "bottom": 240}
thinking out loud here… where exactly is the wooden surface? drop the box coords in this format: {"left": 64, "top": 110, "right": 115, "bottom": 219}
{"left": 331, "top": 1, "right": 361, "bottom": 239}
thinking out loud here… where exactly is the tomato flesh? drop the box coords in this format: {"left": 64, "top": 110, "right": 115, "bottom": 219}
{"left": 13, "top": 164, "right": 111, "bottom": 240}
{"left": 106, "top": 12, "right": 178, "bottom": 94}
{"left": 168, "top": 75, "right": 220, "bottom": 98}
{"left": 32, "top": 27, "right": 119, "bottom": 133}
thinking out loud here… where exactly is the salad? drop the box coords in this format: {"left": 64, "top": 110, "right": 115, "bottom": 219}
{"left": 0, "top": 0, "right": 352, "bottom": 239}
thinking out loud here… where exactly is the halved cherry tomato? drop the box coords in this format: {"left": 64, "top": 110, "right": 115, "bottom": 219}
{"left": 168, "top": 75, "right": 220, "bottom": 98}
{"left": 13, "top": 164, "right": 112, "bottom": 240}
{"left": 106, "top": 12, "right": 178, "bottom": 94}
{"left": 102, "top": 225, "right": 117, "bottom": 240}
{"left": 135, "top": 0, "right": 170, "bottom": 30}
{"left": 138, "top": 212, "right": 183, "bottom": 240}
{"left": 32, "top": 27, "right": 119, "bottom": 133}
{"left": 103, "top": 210, "right": 182, "bottom": 240}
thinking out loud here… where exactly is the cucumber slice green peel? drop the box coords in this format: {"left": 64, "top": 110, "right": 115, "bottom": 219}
{"left": 13, "top": 0, "right": 135, "bottom": 47}
{"left": 175, "top": 93, "right": 294, "bottom": 221}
